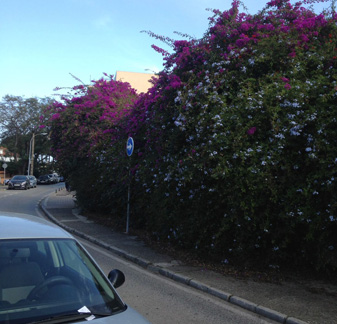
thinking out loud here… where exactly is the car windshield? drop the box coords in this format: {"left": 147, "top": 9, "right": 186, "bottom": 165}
{"left": 11, "top": 176, "right": 26, "bottom": 181}
{"left": 0, "top": 239, "right": 125, "bottom": 324}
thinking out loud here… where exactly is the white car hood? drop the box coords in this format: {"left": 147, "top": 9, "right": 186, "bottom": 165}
{"left": 76, "top": 306, "right": 150, "bottom": 323}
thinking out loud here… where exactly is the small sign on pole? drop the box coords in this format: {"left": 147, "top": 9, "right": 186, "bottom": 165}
{"left": 126, "top": 137, "right": 134, "bottom": 234}
{"left": 126, "top": 137, "right": 134, "bottom": 157}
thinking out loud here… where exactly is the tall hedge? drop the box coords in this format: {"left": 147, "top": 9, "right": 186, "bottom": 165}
{"left": 41, "top": 75, "right": 138, "bottom": 213}
{"left": 46, "top": 0, "right": 337, "bottom": 273}
{"left": 127, "top": 0, "right": 337, "bottom": 272}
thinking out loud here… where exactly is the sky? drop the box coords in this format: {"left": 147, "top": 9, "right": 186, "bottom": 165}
{"left": 0, "top": 0, "right": 332, "bottom": 99}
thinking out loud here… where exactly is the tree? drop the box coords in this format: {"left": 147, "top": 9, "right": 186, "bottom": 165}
{"left": 0, "top": 95, "right": 53, "bottom": 174}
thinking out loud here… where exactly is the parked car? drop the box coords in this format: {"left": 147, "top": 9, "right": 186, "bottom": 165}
{"left": 49, "top": 173, "right": 60, "bottom": 183}
{"left": 42, "top": 174, "right": 57, "bottom": 184}
{"left": 0, "top": 212, "right": 150, "bottom": 324}
{"left": 37, "top": 174, "right": 52, "bottom": 184}
{"left": 7, "top": 175, "right": 30, "bottom": 190}
{"left": 28, "top": 175, "right": 37, "bottom": 188}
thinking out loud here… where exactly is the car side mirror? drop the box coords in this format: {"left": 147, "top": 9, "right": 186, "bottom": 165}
{"left": 108, "top": 269, "right": 125, "bottom": 288}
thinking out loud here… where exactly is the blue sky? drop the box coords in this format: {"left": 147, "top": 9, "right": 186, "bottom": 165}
{"left": 0, "top": 0, "right": 331, "bottom": 99}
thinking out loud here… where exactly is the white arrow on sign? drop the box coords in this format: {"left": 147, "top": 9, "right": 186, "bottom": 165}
{"left": 126, "top": 137, "right": 134, "bottom": 157}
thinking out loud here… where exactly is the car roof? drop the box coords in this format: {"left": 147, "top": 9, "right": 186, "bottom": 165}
{"left": 0, "top": 212, "right": 74, "bottom": 240}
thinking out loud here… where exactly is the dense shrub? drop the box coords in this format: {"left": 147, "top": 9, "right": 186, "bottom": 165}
{"left": 41, "top": 75, "right": 139, "bottom": 213}
{"left": 128, "top": 0, "right": 337, "bottom": 272}
{"left": 45, "top": 0, "right": 337, "bottom": 274}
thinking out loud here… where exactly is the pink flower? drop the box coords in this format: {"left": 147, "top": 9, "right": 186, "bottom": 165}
{"left": 284, "top": 83, "right": 292, "bottom": 90}
{"left": 247, "top": 127, "right": 257, "bottom": 135}
{"left": 51, "top": 113, "right": 60, "bottom": 121}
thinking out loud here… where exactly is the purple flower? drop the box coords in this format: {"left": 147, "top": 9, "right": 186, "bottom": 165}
{"left": 247, "top": 127, "right": 257, "bottom": 135}
{"left": 51, "top": 113, "right": 60, "bottom": 121}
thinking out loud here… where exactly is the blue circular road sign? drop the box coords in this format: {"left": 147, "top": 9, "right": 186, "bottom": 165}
{"left": 126, "top": 137, "right": 134, "bottom": 156}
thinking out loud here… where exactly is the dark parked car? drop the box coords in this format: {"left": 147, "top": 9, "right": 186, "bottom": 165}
{"left": 0, "top": 212, "right": 150, "bottom": 324}
{"left": 7, "top": 175, "right": 30, "bottom": 190}
{"left": 28, "top": 175, "right": 37, "bottom": 188}
{"left": 37, "top": 174, "right": 52, "bottom": 184}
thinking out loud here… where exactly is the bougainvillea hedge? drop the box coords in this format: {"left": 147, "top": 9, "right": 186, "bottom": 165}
{"left": 43, "top": 0, "right": 337, "bottom": 273}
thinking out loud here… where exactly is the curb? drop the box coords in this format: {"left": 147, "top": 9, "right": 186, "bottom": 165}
{"left": 39, "top": 195, "right": 308, "bottom": 324}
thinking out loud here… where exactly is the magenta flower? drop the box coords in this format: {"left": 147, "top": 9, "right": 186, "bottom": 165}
{"left": 247, "top": 127, "right": 257, "bottom": 135}
{"left": 51, "top": 113, "right": 60, "bottom": 121}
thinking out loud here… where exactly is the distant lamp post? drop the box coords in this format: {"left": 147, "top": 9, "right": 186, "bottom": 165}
{"left": 28, "top": 132, "right": 48, "bottom": 176}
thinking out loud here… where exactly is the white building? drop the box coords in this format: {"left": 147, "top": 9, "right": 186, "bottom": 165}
{"left": 0, "top": 147, "right": 15, "bottom": 162}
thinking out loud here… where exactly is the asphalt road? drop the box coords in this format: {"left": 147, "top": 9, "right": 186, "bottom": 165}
{"left": 0, "top": 182, "right": 64, "bottom": 216}
{"left": 81, "top": 238, "right": 276, "bottom": 324}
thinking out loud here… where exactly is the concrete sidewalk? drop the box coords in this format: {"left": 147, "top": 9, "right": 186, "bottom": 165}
{"left": 40, "top": 189, "right": 337, "bottom": 324}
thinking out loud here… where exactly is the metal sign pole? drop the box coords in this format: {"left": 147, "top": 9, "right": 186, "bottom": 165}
{"left": 126, "top": 168, "right": 131, "bottom": 234}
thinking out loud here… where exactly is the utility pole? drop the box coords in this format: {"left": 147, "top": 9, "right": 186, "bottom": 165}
{"left": 30, "top": 133, "right": 35, "bottom": 176}
{"left": 28, "top": 132, "right": 47, "bottom": 176}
